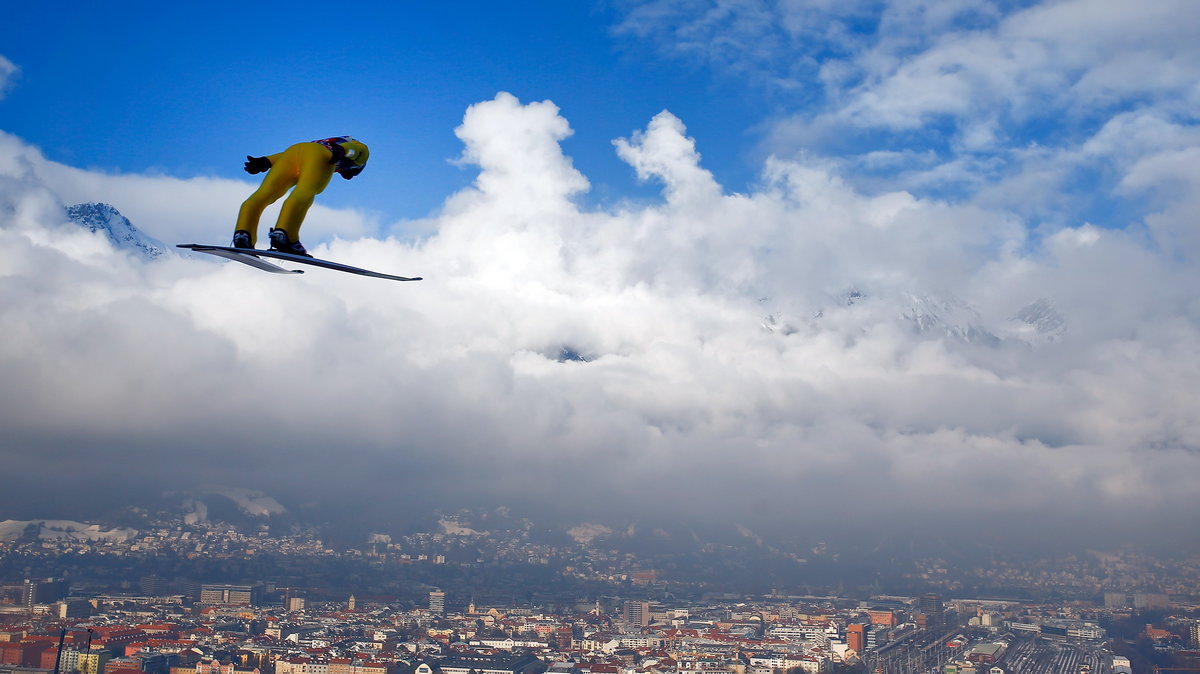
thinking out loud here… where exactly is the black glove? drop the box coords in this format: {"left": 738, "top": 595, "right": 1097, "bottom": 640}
{"left": 244, "top": 155, "right": 272, "bottom": 174}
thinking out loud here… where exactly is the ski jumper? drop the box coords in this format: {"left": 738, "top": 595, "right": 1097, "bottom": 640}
{"left": 234, "top": 137, "right": 369, "bottom": 247}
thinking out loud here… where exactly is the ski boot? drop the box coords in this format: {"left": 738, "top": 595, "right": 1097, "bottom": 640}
{"left": 231, "top": 230, "right": 253, "bottom": 249}
{"left": 269, "top": 228, "right": 311, "bottom": 257}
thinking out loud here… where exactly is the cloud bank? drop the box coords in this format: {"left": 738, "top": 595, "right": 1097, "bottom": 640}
{"left": 620, "top": 0, "right": 1200, "bottom": 251}
{"left": 1, "top": 88, "right": 1197, "bottom": 549}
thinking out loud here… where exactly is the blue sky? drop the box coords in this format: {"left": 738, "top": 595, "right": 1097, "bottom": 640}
{"left": 1, "top": 1, "right": 1199, "bottom": 547}
{"left": 4, "top": 1, "right": 1195, "bottom": 236}
{"left": 0, "top": 2, "right": 774, "bottom": 220}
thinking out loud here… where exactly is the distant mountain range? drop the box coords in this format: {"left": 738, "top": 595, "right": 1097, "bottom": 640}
{"left": 764, "top": 287, "right": 1066, "bottom": 348}
{"left": 66, "top": 202, "right": 167, "bottom": 260}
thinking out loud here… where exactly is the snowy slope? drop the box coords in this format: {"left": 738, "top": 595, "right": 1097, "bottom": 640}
{"left": 0, "top": 519, "right": 138, "bottom": 542}
{"left": 196, "top": 485, "right": 287, "bottom": 516}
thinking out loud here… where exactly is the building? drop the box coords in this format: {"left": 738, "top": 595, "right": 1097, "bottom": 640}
{"left": 53, "top": 600, "right": 91, "bottom": 619}
{"left": 769, "top": 622, "right": 832, "bottom": 642}
{"left": 623, "top": 601, "right": 649, "bottom": 628}
{"left": 471, "top": 638, "right": 547, "bottom": 651}
{"left": 437, "top": 653, "right": 543, "bottom": 674}
{"left": 198, "top": 585, "right": 254, "bottom": 607}
{"left": 866, "top": 610, "right": 896, "bottom": 627}
{"left": 675, "top": 654, "right": 735, "bottom": 674}
{"left": 105, "top": 653, "right": 172, "bottom": 674}
{"left": 1105, "top": 591, "right": 1169, "bottom": 610}
{"left": 276, "top": 660, "right": 388, "bottom": 674}
{"left": 1103, "top": 592, "right": 1131, "bottom": 608}
{"left": 553, "top": 628, "right": 572, "bottom": 651}
{"left": 741, "top": 655, "right": 827, "bottom": 674}
{"left": 139, "top": 576, "right": 169, "bottom": 596}
{"left": 0, "top": 667, "right": 54, "bottom": 674}
{"left": 846, "top": 624, "right": 865, "bottom": 653}
{"left": 88, "top": 628, "right": 144, "bottom": 656}
{"left": 22, "top": 579, "right": 69, "bottom": 609}
{"left": 428, "top": 591, "right": 445, "bottom": 615}
{"left": 59, "top": 650, "right": 112, "bottom": 674}
{"left": 0, "top": 643, "right": 44, "bottom": 668}
{"left": 274, "top": 658, "right": 326, "bottom": 674}
{"left": 170, "top": 660, "right": 260, "bottom": 674}
{"left": 1133, "top": 593, "right": 1168, "bottom": 610}
{"left": 1004, "top": 619, "right": 1105, "bottom": 643}
{"left": 966, "top": 643, "right": 1004, "bottom": 665}
{"left": 918, "top": 594, "right": 944, "bottom": 628}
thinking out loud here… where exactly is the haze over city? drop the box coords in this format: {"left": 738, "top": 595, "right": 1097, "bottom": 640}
{"left": 1, "top": 0, "right": 1198, "bottom": 556}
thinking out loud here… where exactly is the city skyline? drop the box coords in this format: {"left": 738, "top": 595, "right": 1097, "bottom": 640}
{"left": 3, "top": 503, "right": 1198, "bottom": 672}
{"left": 0, "top": 555, "right": 1184, "bottom": 674}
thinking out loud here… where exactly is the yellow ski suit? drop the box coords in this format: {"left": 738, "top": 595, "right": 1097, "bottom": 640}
{"left": 234, "top": 137, "right": 369, "bottom": 247}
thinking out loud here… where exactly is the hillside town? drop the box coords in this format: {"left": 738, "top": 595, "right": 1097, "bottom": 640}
{"left": 2, "top": 515, "right": 1200, "bottom": 674}
{"left": 3, "top": 514, "right": 1199, "bottom": 603}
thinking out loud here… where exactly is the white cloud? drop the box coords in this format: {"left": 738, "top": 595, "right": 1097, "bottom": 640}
{"left": 832, "top": 0, "right": 1200, "bottom": 129}
{"left": 832, "top": 0, "right": 1200, "bottom": 223}
{"left": 448, "top": 92, "right": 589, "bottom": 218}
{"left": 620, "top": 0, "right": 1200, "bottom": 240}
{"left": 0, "top": 93, "right": 1198, "bottom": 544}
{"left": 0, "top": 55, "right": 16, "bottom": 99}
{"left": 615, "top": 110, "right": 722, "bottom": 206}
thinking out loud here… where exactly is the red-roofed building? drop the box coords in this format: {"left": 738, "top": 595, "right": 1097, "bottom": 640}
{"left": 22, "top": 635, "right": 73, "bottom": 648}
{"left": 0, "top": 642, "right": 26, "bottom": 665}
{"left": 142, "top": 639, "right": 193, "bottom": 651}
{"left": 23, "top": 643, "right": 53, "bottom": 668}
{"left": 631, "top": 571, "right": 657, "bottom": 586}
{"left": 846, "top": 624, "right": 865, "bottom": 653}
{"left": 92, "top": 628, "right": 147, "bottom": 655}
{"left": 329, "top": 657, "right": 353, "bottom": 674}
{"left": 0, "top": 629, "right": 30, "bottom": 643}
{"left": 866, "top": 611, "right": 896, "bottom": 627}
{"left": 1145, "top": 625, "right": 1173, "bottom": 641}
{"left": 171, "top": 660, "right": 261, "bottom": 674}
{"left": 357, "top": 662, "right": 391, "bottom": 674}
{"left": 134, "top": 625, "right": 181, "bottom": 639}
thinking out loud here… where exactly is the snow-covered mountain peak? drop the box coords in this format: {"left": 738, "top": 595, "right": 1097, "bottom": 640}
{"left": 901, "top": 292, "right": 1000, "bottom": 346}
{"left": 1003, "top": 297, "right": 1067, "bottom": 344}
{"left": 66, "top": 202, "right": 167, "bottom": 259}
